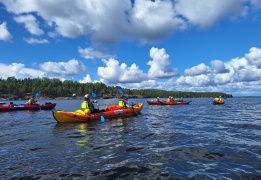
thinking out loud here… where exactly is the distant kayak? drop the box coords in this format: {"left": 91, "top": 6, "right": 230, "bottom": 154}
{"left": 213, "top": 101, "right": 225, "bottom": 105}
{"left": 53, "top": 103, "right": 144, "bottom": 123}
{"left": 147, "top": 101, "right": 161, "bottom": 105}
{"left": 0, "top": 102, "right": 56, "bottom": 111}
{"left": 160, "top": 101, "right": 190, "bottom": 105}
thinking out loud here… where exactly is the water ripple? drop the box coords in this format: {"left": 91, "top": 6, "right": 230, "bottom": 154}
{"left": 0, "top": 98, "right": 261, "bottom": 179}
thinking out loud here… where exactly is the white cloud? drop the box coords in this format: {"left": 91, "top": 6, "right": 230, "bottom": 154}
{"left": 79, "top": 74, "right": 92, "bottom": 83}
{"left": 147, "top": 47, "right": 180, "bottom": 79}
{"left": 0, "top": 22, "right": 12, "bottom": 41}
{"left": 39, "top": 59, "right": 87, "bottom": 76}
{"left": 0, "top": 63, "right": 45, "bottom": 79}
{"left": 174, "top": 0, "right": 245, "bottom": 29}
{"left": 211, "top": 60, "right": 230, "bottom": 74}
{"left": 2, "top": 0, "right": 258, "bottom": 45}
{"left": 78, "top": 47, "right": 114, "bottom": 59}
{"left": 14, "top": 14, "right": 44, "bottom": 36}
{"left": 245, "top": 47, "right": 261, "bottom": 68}
{"left": 184, "top": 63, "right": 210, "bottom": 76}
{"left": 97, "top": 58, "right": 146, "bottom": 83}
{"left": 23, "top": 37, "right": 49, "bottom": 44}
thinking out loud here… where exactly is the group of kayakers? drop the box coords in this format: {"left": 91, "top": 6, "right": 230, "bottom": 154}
{"left": 6, "top": 93, "right": 225, "bottom": 115}
{"left": 81, "top": 94, "right": 132, "bottom": 115}
{"left": 154, "top": 96, "right": 184, "bottom": 103}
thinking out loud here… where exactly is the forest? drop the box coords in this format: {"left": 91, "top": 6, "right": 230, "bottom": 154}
{"left": 0, "top": 77, "right": 233, "bottom": 99}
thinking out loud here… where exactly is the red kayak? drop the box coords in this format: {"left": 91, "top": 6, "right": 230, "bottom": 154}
{"left": 147, "top": 101, "right": 161, "bottom": 105}
{"left": 0, "top": 102, "right": 56, "bottom": 111}
{"left": 160, "top": 101, "right": 190, "bottom": 105}
{"left": 212, "top": 101, "right": 225, "bottom": 105}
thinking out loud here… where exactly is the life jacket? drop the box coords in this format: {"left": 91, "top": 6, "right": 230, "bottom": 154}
{"left": 28, "top": 99, "right": 32, "bottom": 105}
{"left": 81, "top": 101, "right": 89, "bottom": 111}
{"left": 118, "top": 100, "right": 126, "bottom": 108}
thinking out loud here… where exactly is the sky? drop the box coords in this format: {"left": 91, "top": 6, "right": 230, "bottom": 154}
{"left": 0, "top": 0, "right": 261, "bottom": 96}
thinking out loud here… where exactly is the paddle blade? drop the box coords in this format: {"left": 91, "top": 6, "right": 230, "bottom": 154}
{"left": 118, "top": 88, "right": 124, "bottom": 95}
{"left": 35, "top": 93, "right": 39, "bottom": 97}
{"left": 92, "top": 92, "right": 97, "bottom": 98}
{"left": 257, "top": 99, "right": 260, "bottom": 102}
{"left": 101, "top": 116, "right": 105, "bottom": 122}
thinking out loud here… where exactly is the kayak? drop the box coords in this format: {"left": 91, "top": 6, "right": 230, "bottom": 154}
{"left": 53, "top": 103, "right": 144, "bottom": 123}
{"left": 0, "top": 102, "right": 56, "bottom": 111}
{"left": 147, "top": 101, "right": 161, "bottom": 105}
{"left": 213, "top": 101, "right": 225, "bottom": 105}
{"left": 160, "top": 101, "right": 190, "bottom": 105}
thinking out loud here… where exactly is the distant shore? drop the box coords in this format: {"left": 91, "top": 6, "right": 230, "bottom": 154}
{"left": 0, "top": 95, "right": 146, "bottom": 101}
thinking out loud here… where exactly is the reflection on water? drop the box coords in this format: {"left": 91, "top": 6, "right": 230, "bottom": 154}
{"left": 0, "top": 98, "right": 261, "bottom": 179}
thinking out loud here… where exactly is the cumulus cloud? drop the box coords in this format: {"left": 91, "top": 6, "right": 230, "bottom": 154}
{"left": 97, "top": 58, "right": 146, "bottom": 83}
{"left": 79, "top": 74, "right": 92, "bottom": 83}
{"left": 117, "top": 47, "right": 261, "bottom": 96}
{"left": 39, "top": 59, "right": 87, "bottom": 76}
{"left": 78, "top": 47, "right": 114, "bottom": 59}
{"left": 245, "top": 47, "right": 261, "bottom": 68}
{"left": 1, "top": 0, "right": 258, "bottom": 44}
{"left": 14, "top": 14, "right": 44, "bottom": 36}
{"left": 184, "top": 63, "right": 210, "bottom": 76}
{"left": 211, "top": 60, "right": 230, "bottom": 74}
{"left": 0, "top": 63, "right": 45, "bottom": 79}
{"left": 174, "top": 0, "right": 245, "bottom": 29}
{"left": 0, "top": 22, "right": 12, "bottom": 41}
{"left": 23, "top": 37, "right": 49, "bottom": 44}
{"left": 147, "top": 47, "right": 180, "bottom": 79}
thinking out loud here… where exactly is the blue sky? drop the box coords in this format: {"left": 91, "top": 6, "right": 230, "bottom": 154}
{"left": 0, "top": 0, "right": 261, "bottom": 96}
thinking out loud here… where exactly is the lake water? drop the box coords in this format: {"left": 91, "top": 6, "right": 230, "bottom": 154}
{"left": 0, "top": 98, "right": 261, "bottom": 179}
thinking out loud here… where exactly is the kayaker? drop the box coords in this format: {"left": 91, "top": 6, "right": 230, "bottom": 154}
{"left": 119, "top": 95, "right": 130, "bottom": 108}
{"left": 156, "top": 97, "right": 160, "bottom": 102}
{"left": 81, "top": 94, "right": 99, "bottom": 114}
{"left": 167, "top": 96, "right": 173, "bottom": 102}
{"left": 214, "top": 96, "right": 223, "bottom": 102}
{"left": 27, "top": 96, "right": 38, "bottom": 105}
{"left": 177, "top": 97, "right": 184, "bottom": 102}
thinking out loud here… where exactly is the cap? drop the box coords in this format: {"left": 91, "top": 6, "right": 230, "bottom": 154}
{"left": 84, "top": 94, "right": 90, "bottom": 98}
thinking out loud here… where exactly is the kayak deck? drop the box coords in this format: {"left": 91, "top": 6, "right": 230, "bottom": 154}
{"left": 53, "top": 103, "right": 144, "bottom": 123}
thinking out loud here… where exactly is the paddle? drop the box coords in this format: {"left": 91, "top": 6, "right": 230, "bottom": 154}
{"left": 257, "top": 99, "right": 260, "bottom": 102}
{"left": 118, "top": 88, "right": 140, "bottom": 117}
{"left": 92, "top": 93, "right": 105, "bottom": 122}
{"left": 35, "top": 93, "right": 41, "bottom": 110}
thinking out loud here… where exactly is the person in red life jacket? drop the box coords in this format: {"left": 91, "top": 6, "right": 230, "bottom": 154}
{"left": 118, "top": 95, "right": 130, "bottom": 108}
{"left": 167, "top": 96, "right": 173, "bottom": 102}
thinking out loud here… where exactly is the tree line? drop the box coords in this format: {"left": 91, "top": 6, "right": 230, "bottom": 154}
{"left": 0, "top": 77, "right": 233, "bottom": 99}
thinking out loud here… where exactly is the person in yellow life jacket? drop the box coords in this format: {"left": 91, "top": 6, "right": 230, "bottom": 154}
{"left": 214, "top": 96, "right": 223, "bottom": 102}
{"left": 27, "top": 96, "right": 37, "bottom": 105}
{"left": 118, "top": 95, "right": 130, "bottom": 108}
{"left": 81, "top": 94, "right": 98, "bottom": 114}
{"left": 167, "top": 96, "right": 173, "bottom": 102}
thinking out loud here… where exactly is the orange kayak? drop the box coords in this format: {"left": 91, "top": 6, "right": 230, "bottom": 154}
{"left": 160, "top": 101, "right": 190, "bottom": 105}
{"left": 213, "top": 101, "right": 225, "bottom": 105}
{"left": 53, "top": 103, "right": 144, "bottom": 123}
